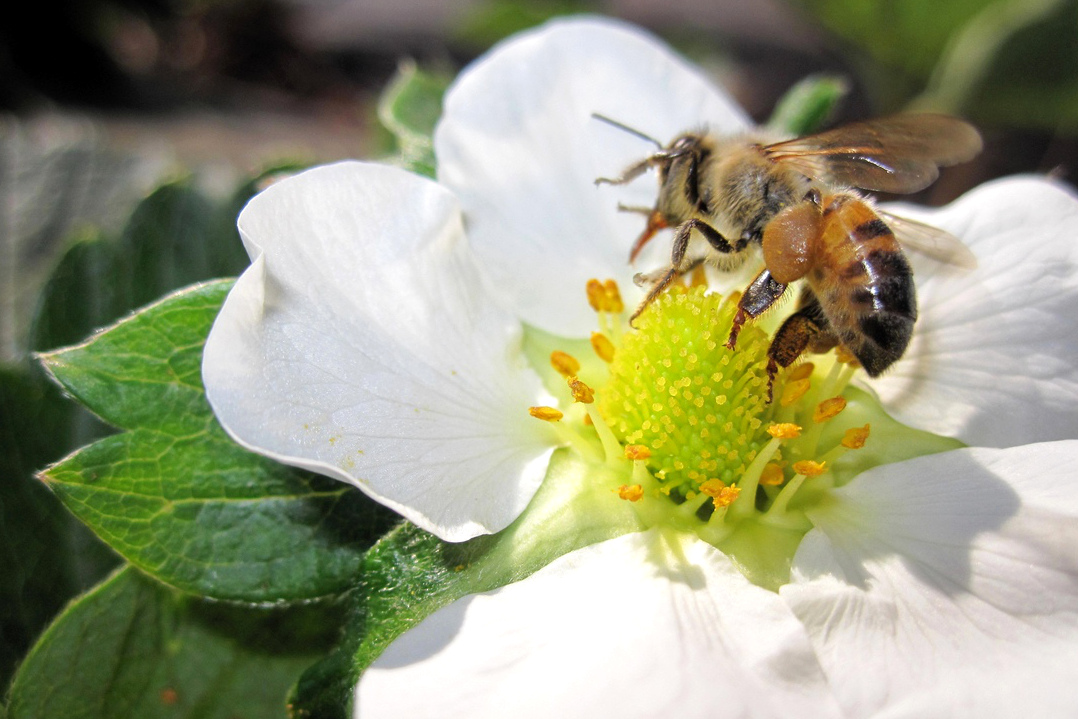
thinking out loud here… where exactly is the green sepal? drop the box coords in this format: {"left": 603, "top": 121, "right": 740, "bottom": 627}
{"left": 5, "top": 566, "right": 340, "bottom": 719}
{"left": 38, "top": 281, "right": 397, "bottom": 603}
{"left": 290, "top": 448, "right": 645, "bottom": 718}
{"left": 377, "top": 61, "right": 452, "bottom": 178}
{"left": 767, "top": 74, "right": 850, "bottom": 136}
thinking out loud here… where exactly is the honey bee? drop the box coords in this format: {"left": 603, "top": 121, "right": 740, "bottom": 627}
{"left": 596, "top": 113, "right": 982, "bottom": 396}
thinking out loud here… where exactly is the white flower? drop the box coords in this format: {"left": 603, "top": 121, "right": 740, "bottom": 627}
{"left": 202, "top": 16, "right": 1078, "bottom": 719}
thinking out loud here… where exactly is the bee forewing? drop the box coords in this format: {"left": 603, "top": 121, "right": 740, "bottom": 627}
{"left": 764, "top": 114, "right": 983, "bottom": 194}
{"left": 880, "top": 211, "right": 978, "bottom": 269}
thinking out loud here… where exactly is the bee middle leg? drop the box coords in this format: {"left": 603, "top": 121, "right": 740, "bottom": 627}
{"left": 725, "top": 269, "right": 788, "bottom": 351}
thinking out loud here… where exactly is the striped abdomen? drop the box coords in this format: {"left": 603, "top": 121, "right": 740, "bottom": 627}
{"left": 810, "top": 194, "right": 916, "bottom": 376}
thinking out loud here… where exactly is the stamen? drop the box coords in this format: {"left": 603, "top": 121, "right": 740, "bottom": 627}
{"left": 835, "top": 345, "right": 859, "bottom": 366}
{"left": 713, "top": 486, "right": 741, "bottom": 509}
{"left": 780, "top": 379, "right": 811, "bottom": 407}
{"left": 792, "top": 460, "right": 827, "bottom": 477}
{"left": 759, "top": 462, "right": 785, "bottom": 486}
{"left": 591, "top": 332, "right": 616, "bottom": 363}
{"left": 618, "top": 484, "right": 644, "bottom": 502}
{"left": 698, "top": 479, "right": 726, "bottom": 497}
{"left": 766, "top": 460, "right": 827, "bottom": 521}
{"left": 550, "top": 351, "right": 581, "bottom": 377}
{"left": 586, "top": 279, "right": 606, "bottom": 312}
{"left": 567, "top": 376, "right": 595, "bottom": 404}
{"left": 813, "top": 397, "right": 847, "bottom": 423}
{"left": 842, "top": 424, "right": 871, "bottom": 449}
{"left": 768, "top": 423, "right": 802, "bottom": 439}
{"left": 529, "top": 406, "right": 563, "bottom": 422}
{"left": 602, "top": 279, "right": 624, "bottom": 313}
{"left": 789, "top": 362, "right": 815, "bottom": 381}
{"left": 690, "top": 264, "right": 708, "bottom": 287}
{"left": 625, "top": 444, "right": 652, "bottom": 461}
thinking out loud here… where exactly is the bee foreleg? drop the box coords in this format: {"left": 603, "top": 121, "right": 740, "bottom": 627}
{"left": 725, "top": 270, "right": 787, "bottom": 351}
{"left": 595, "top": 158, "right": 654, "bottom": 186}
{"left": 629, "top": 266, "right": 682, "bottom": 326}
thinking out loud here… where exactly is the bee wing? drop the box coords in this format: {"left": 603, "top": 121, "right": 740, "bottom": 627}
{"left": 763, "top": 114, "right": 982, "bottom": 194}
{"left": 880, "top": 211, "right": 978, "bottom": 269}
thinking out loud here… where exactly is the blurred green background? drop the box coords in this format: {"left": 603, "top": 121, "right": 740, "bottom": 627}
{"left": 2, "top": 0, "right": 1076, "bottom": 710}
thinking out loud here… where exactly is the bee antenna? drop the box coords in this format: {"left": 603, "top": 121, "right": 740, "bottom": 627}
{"left": 591, "top": 113, "right": 663, "bottom": 149}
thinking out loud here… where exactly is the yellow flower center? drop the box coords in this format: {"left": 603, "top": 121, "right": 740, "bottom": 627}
{"left": 525, "top": 276, "right": 901, "bottom": 589}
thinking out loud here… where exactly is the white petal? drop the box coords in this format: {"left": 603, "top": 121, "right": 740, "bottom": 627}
{"left": 873, "top": 176, "right": 1078, "bottom": 447}
{"left": 202, "top": 162, "right": 557, "bottom": 542}
{"left": 356, "top": 529, "right": 842, "bottom": 719}
{"left": 783, "top": 441, "right": 1078, "bottom": 718}
{"left": 436, "top": 16, "right": 751, "bottom": 336}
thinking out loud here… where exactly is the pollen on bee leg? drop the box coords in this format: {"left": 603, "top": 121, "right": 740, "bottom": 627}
{"left": 813, "top": 397, "right": 847, "bottom": 423}
{"left": 528, "top": 406, "right": 564, "bottom": 422}
{"left": 591, "top": 332, "right": 616, "bottom": 363}
{"left": 550, "top": 350, "right": 581, "bottom": 378}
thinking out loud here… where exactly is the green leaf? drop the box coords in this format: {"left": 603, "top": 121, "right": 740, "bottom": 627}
{"left": 38, "top": 281, "right": 397, "bottom": 602}
{"left": 291, "top": 448, "right": 644, "bottom": 717}
{"left": 767, "top": 75, "right": 850, "bottom": 136}
{"left": 30, "top": 178, "right": 253, "bottom": 355}
{"left": 0, "top": 367, "right": 119, "bottom": 693}
{"left": 377, "top": 61, "right": 452, "bottom": 178}
{"left": 790, "top": 0, "right": 1078, "bottom": 128}
{"left": 6, "top": 566, "right": 340, "bottom": 719}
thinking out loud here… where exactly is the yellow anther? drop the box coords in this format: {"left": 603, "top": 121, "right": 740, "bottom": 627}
{"left": 792, "top": 460, "right": 827, "bottom": 477}
{"left": 690, "top": 264, "right": 708, "bottom": 288}
{"left": 698, "top": 478, "right": 726, "bottom": 497}
{"left": 789, "top": 362, "right": 815, "bottom": 382}
{"left": 567, "top": 375, "right": 595, "bottom": 404}
{"left": 835, "top": 345, "right": 860, "bottom": 367}
{"left": 591, "top": 332, "right": 616, "bottom": 363}
{"left": 759, "top": 462, "right": 785, "bottom": 486}
{"left": 767, "top": 422, "right": 802, "bottom": 439}
{"left": 550, "top": 350, "right": 581, "bottom": 377}
{"left": 618, "top": 484, "right": 644, "bottom": 502}
{"left": 842, "top": 423, "right": 871, "bottom": 449}
{"left": 586, "top": 279, "right": 605, "bottom": 312}
{"left": 603, "top": 279, "right": 624, "bottom": 313}
{"left": 813, "top": 397, "right": 847, "bottom": 423}
{"left": 780, "top": 378, "right": 811, "bottom": 407}
{"left": 713, "top": 486, "right": 741, "bottom": 508}
{"left": 625, "top": 444, "right": 652, "bottom": 461}
{"left": 528, "top": 406, "right": 564, "bottom": 422}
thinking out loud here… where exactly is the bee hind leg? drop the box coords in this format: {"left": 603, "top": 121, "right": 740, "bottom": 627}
{"left": 766, "top": 297, "right": 836, "bottom": 402}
